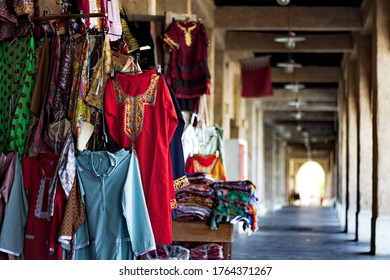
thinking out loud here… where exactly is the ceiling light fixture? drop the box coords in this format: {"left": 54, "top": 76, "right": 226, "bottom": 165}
{"left": 274, "top": 31, "right": 306, "bottom": 50}
{"left": 276, "top": 0, "right": 290, "bottom": 6}
{"left": 291, "top": 111, "right": 304, "bottom": 120}
{"left": 276, "top": 53, "right": 302, "bottom": 74}
{"left": 288, "top": 98, "right": 306, "bottom": 108}
{"left": 284, "top": 83, "right": 305, "bottom": 92}
{"left": 274, "top": 3, "right": 306, "bottom": 50}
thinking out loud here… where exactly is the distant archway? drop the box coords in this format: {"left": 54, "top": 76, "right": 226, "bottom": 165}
{"left": 295, "top": 160, "right": 326, "bottom": 206}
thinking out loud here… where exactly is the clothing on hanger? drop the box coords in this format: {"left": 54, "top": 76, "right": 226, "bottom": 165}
{"left": 104, "top": 69, "right": 178, "bottom": 244}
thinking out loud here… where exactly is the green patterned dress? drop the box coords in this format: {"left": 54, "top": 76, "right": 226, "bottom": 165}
{"left": 0, "top": 36, "right": 35, "bottom": 156}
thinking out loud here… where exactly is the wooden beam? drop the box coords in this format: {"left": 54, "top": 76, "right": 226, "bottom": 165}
{"left": 259, "top": 89, "right": 337, "bottom": 102}
{"left": 226, "top": 32, "right": 353, "bottom": 53}
{"left": 261, "top": 102, "right": 337, "bottom": 112}
{"left": 271, "top": 67, "right": 341, "bottom": 83}
{"left": 216, "top": 7, "right": 362, "bottom": 31}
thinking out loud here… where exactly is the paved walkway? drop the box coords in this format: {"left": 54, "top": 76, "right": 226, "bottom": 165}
{"left": 232, "top": 206, "right": 390, "bottom": 260}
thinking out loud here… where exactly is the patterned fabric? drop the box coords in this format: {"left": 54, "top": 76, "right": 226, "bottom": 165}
{"left": 85, "top": 34, "right": 112, "bottom": 110}
{"left": 73, "top": 34, "right": 91, "bottom": 146}
{"left": 0, "top": 36, "right": 35, "bottom": 156}
{"left": 58, "top": 177, "right": 85, "bottom": 247}
{"left": 58, "top": 131, "right": 76, "bottom": 198}
{"left": 13, "top": 0, "right": 34, "bottom": 17}
{"left": 67, "top": 34, "right": 85, "bottom": 120}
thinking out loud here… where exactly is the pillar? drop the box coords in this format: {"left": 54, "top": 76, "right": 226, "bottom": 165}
{"left": 357, "top": 34, "right": 373, "bottom": 243}
{"left": 372, "top": 0, "right": 390, "bottom": 255}
{"left": 213, "top": 51, "right": 225, "bottom": 127}
{"left": 347, "top": 61, "right": 358, "bottom": 237}
{"left": 337, "top": 80, "right": 348, "bottom": 230}
{"left": 264, "top": 124, "right": 274, "bottom": 212}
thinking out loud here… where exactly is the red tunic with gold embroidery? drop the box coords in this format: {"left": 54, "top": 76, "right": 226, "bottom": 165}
{"left": 163, "top": 19, "right": 210, "bottom": 99}
{"left": 104, "top": 69, "right": 178, "bottom": 244}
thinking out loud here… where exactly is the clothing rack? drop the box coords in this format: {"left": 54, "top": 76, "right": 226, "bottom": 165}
{"left": 31, "top": 13, "right": 106, "bottom": 22}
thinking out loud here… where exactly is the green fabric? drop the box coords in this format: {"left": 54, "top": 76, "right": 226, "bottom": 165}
{"left": 0, "top": 36, "right": 35, "bottom": 155}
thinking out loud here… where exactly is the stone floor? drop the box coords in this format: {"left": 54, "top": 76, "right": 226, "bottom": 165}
{"left": 232, "top": 206, "right": 390, "bottom": 260}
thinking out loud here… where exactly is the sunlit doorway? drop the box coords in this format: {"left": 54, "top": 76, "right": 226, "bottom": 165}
{"left": 295, "top": 161, "right": 326, "bottom": 206}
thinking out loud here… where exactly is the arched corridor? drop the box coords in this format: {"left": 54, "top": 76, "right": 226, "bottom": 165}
{"left": 232, "top": 206, "right": 390, "bottom": 260}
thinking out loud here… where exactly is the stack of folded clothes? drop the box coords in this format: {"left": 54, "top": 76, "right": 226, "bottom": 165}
{"left": 176, "top": 173, "right": 215, "bottom": 220}
{"left": 146, "top": 244, "right": 190, "bottom": 260}
{"left": 211, "top": 180, "right": 259, "bottom": 234}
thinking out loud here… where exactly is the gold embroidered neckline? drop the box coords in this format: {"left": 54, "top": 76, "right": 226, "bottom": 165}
{"left": 176, "top": 22, "right": 197, "bottom": 47}
{"left": 112, "top": 74, "right": 160, "bottom": 143}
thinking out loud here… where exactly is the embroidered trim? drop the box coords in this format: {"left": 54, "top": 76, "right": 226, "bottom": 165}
{"left": 176, "top": 22, "right": 197, "bottom": 47}
{"left": 34, "top": 177, "right": 52, "bottom": 221}
{"left": 163, "top": 35, "right": 180, "bottom": 49}
{"left": 113, "top": 74, "right": 159, "bottom": 143}
{"left": 174, "top": 175, "right": 190, "bottom": 191}
{"left": 170, "top": 199, "right": 177, "bottom": 210}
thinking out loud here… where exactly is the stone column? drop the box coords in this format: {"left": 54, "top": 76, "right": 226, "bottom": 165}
{"left": 347, "top": 61, "right": 358, "bottom": 237}
{"left": 264, "top": 124, "right": 274, "bottom": 212}
{"left": 372, "top": 0, "right": 390, "bottom": 255}
{"left": 213, "top": 51, "right": 225, "bottom": 127}
{"left": 357, "top": 34, "right": 372, "bottom": 243}
{"left": 337, "top": 80, "right": 348, "bottom": 230}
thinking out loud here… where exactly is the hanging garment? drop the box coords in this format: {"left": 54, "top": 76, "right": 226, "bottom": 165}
{"left": 240, "top": 56, "right": 273, "bottom": 98}
{"left": 22, "top": 153, "right": 67, "bottom": 260}
{"left": 185, "top": 153, "right": 227, "bottom": 182}
{"left": 72, "top": 149, "right": 155, "bottom": 260}
{"left": 85, "top": 34, "right": 112, "bottom": 111}
{"left": 0, "top": 152, "right": 16, "bottom": 228}
{"left": 167, "top": 84, "right": 189, "bottom": 193}
{"left": 31, "top": 36, "right": 62, "bottom": 154}
{"left": 58, "top": 177, "right": 86, "bottom": 256}
{"left": 104, "top": 69, "right": 178, "bottom": 244}
{"left": 107, "top": 0, "right": 122, "bottom": 41}
{"left": 0, "top": 154, "right": 27, "bottom": 259}
{"left": 0, "top": 36, "right": 35, "bottom": 155}
{"left": 163, "top": 19, "right": 211, "bottom": 99}
{"left": 182, "top": 122, "right": 225, "bottom": 164}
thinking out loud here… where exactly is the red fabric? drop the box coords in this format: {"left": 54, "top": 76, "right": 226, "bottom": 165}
{"left": 104, "top": 69, "right": 178, "bottom": 244}
{"left": 163, "top": 20, "right": 210, "bottom": 99}
{"left": 240, "top": 56, "right": 273, "bottom": 98}
{"left": 22, "top": 154, "right": 66, "bottom": 260}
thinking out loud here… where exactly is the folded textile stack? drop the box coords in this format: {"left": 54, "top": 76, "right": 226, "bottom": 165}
{"left": 211, "top": 180, "right": 258, "bottom": 233}
{"left": 146, "top": 244, "right": 190, "bottom": 260}
{"left": 176, "top": 173, "right": 215, "bottom": 220}
{"left": 189, "top": 243, "right": 224, "bottom": 260}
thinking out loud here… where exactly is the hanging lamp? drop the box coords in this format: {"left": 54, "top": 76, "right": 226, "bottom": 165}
{"left": 284, "top": 83, "right": 305, "bottom": 92}
{"left": 274, "top": 4, "right": 306, "bottom": 50}
{"left": 276, "top": 53, "right": 302, "bottom": 74}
